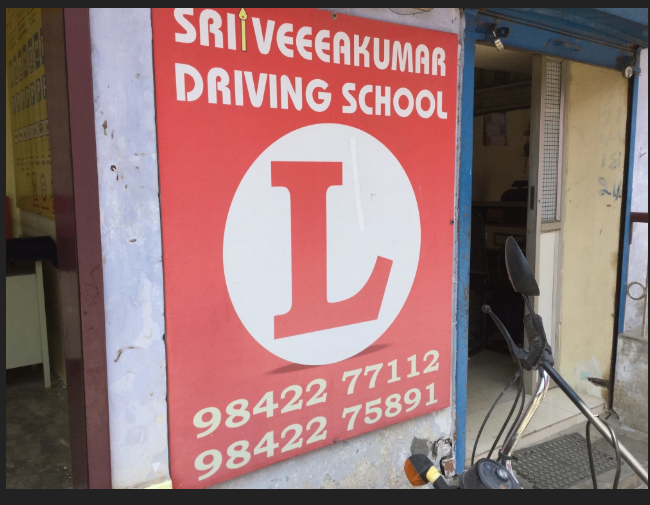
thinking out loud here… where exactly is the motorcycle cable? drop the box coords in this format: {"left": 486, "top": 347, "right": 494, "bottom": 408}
{"left": 586, "top": 411, "right": 622, "bottom": 489}
{"left": 472, "top": 297, "right": 532, "bottom": 467}
{"left": 495, "top": 294, "right": 538, "bottom": 464}
{"left": 470, "top": 365, "right": 523, "bottom": 466}
{"left": 493, "top": 362, "right": 525, "bottom": 462}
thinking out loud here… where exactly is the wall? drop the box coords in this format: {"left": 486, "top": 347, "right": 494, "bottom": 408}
{"left": 6, "top": 66, "right": 65, "bottom": 383}
{"left": 624, "top": 48, "right": 648, "bottom": 332}
{"left": 559, "top": 62, "right": 628, "bottom": 397}
{"left": 613, "top": 327, "right": 648, "bottom": 433}
{"left": 615, "top": 49, "right": 648, "bottom": 436}
{"left": 6, "top": 71, "right": 21, "bottom": 237}
{"left": 472, "top": 109, "right": 530, "bottom": 202}
{"left": 88, "top": 7, "right": 464, "bottom": 489}
{"left": 89, "top": 8, "right": 170, "bottom": 488}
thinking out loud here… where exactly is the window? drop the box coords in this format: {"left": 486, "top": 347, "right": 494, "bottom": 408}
{"left": 541, "top": 59, "right": 563, "bottom": 222}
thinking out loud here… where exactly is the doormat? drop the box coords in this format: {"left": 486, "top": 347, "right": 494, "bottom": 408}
{"left": 512, "top": 432, "right": 620, "bottom": 489}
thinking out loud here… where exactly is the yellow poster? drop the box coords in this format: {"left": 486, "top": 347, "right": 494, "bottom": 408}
{"left": 6, "top": 8, "right": 53, "bottom": 218}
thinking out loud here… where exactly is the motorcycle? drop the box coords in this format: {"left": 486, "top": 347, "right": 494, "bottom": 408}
{"left": 404, "top": 236, "right": 649, "bottom": 490}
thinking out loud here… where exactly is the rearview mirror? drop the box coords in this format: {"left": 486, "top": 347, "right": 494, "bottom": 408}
{"left": 505, "top": 236, "right": 540, "bottom": 296}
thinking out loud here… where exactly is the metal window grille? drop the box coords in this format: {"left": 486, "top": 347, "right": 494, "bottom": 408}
{"left": 542, "top": 60, "right": 562, "bottom": 222}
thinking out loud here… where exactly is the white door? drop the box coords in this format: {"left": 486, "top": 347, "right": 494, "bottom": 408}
{"left": 525, "top": 55, "right": 566, "bottom": 391}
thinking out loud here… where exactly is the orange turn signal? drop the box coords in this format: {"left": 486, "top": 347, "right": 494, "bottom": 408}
{"left": 404, "top": 459, "right": 428, "bottom": 487}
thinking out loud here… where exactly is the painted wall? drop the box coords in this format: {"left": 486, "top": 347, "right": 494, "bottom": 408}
{"left": 6, "top": 67, "right": 65, "bottom": 383}
{"left": 472, "top": 109, "right": 530, "bottom": 202}
{"left": 559, "top": 62, "right": 628, "bottom": 397}
{"left": 88, "top": 7, "right": 464, "bottom": 489}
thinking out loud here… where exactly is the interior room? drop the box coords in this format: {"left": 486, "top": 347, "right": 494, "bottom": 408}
{"left": 6, "top": 8, "right": 72, "bottom": 488}
{"left": 469, "top": 45, "right": 532, "bottom": 360}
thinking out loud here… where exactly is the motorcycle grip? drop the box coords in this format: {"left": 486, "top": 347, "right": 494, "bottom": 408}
{"left": 524, "top": 313, "right": 547, "bottom": 354}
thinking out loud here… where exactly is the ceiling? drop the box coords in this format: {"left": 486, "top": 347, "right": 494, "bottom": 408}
{"left": 475, "top": 44, "right": 533, "bottom": 74}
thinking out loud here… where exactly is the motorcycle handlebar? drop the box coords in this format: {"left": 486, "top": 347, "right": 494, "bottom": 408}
{"left": 523, "top": 313, "right": 546, "bottom": 360}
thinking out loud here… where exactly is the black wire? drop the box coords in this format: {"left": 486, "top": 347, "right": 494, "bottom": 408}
{"left": 586, "top": 412, "right": 622, "bottom": 489}
{"left": 523, "top": 294, "right": 535, "bottom": 315}
{"left": 471, "top": 370, "right": 520, "bottom": 466}
{"left": 496, "top": 365, "right": 526, "bottom": 465}
{"left": 473, "top": 294, "right": 534, "bottom": 466}
{"left": 586, "top": 421, "right": 598, "bottom": 489}
{"left": 505, "top": 365, "right": 526, "bottom": 447}
{"left": 488, "top": 362, "right": 524, "bottom": 460}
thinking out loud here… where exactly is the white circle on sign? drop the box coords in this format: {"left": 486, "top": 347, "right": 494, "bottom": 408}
{"left": 223, "top": 123, "right": 421, "bottom": 365}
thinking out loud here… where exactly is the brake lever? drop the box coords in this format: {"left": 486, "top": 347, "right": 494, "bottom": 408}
{"left": 482, "top": 304, "right": 553, "bottom": 370}
{"left": 482, "top": 305, "right": 532, "bottom": 369}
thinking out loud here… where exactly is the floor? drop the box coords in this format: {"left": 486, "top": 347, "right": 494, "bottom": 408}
{"left": 6, "top": 366, "right": 73, "bottom": 489}
{"left": 516, "top": 413, "right": 648, "bottom": 489}
{"left": 466, "top": 350, "right": 605, "bottom": 465}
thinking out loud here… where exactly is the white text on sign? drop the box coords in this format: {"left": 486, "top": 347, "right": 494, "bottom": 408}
{"left": 172, "top": 8, "right": 450, "bottom": 119}
{"left": 342, "top": 350, "right": 439, "bottom": 394}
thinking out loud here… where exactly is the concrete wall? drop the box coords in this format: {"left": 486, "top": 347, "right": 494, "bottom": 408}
{"left": 558, "top": 62, "right": 628, "bottom": 397}
{"left": 89, "top": 8, "right": 170, "bottom": 488}
{"left": 613, "top": 327, "right": 648, "bottom": 433}
{"left": 624, "top": 48, "right": 648, "bottom": 333}
{"left": 88, "top": 7, "right": 464, "bottom": 489}
{"left": 472, "top": 109, "right": 530, "bottom": 202}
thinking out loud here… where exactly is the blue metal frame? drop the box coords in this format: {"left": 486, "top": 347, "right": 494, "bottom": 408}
{"left": 453, "top": 13, "right": 476, "bottom": 468}
{"left": 472, "top": 13, "right": 637, "bottom": 69}
{"left": 454, "top": 9, "right": 641, "bottom": 471}
{"left": 481, "top": 8, "right": 647, "bottom": 49}
{"left": 617, "top": 49, "right": 642, "bottom": 335}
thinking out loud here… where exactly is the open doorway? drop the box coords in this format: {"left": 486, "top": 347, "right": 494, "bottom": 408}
{"left": 469, "top": 44, "right": 532, "bottom": 360}
{"left": 465, "top": 44, "right": 615, "bottom": 466}
{"left": 465, "top": 44, "right": 532, "bottom": 464}
{"left": 5, "top": 8, "right": 72, "bottom": 488}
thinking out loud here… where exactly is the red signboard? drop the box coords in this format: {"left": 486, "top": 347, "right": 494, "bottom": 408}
{"left": 152, "top": 8, "right": 457, "bottom": 488}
